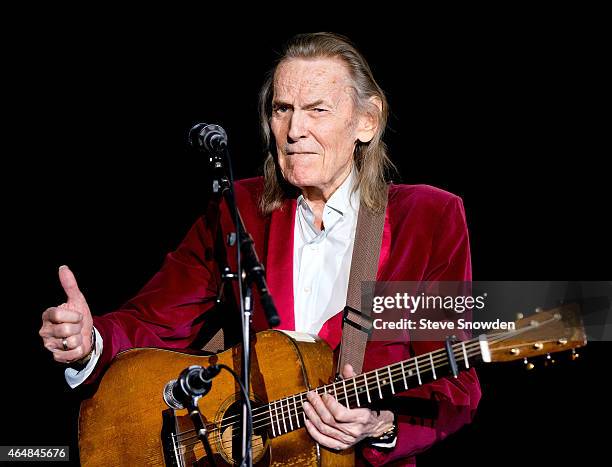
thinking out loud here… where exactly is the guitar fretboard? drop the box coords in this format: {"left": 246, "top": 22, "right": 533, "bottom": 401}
{"left": 261, "top": 335, "right": 487, "bottom": 437}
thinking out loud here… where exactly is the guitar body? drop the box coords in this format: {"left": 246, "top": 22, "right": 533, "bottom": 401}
{"left": 79, "top": 330, "right": 354, "bottom": 466}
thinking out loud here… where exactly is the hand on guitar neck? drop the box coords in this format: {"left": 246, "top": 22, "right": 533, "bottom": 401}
{"left": 39, "top": 265, "right": 94, "bottom": 364}
{"left": 303, "top": 363, "right": 395, "bottom": 451}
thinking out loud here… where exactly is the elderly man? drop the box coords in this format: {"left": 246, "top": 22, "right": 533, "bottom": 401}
{"left": 39, "top": 32, "right": 480, "bottom": 465}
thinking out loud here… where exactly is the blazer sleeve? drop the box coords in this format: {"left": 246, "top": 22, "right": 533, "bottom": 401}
{"left": 83, "top": 213, "right": 221, "bottom": 385}
{"left": 362, "top": 195, "right": 482, "bottom": 465}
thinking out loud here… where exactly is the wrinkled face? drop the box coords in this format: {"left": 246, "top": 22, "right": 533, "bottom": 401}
{"left": 270, "top": 58, "right": 373, "bottom": 195}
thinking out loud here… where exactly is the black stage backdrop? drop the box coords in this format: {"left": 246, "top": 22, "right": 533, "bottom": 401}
{"left": 3, "top": 14, "right": 610, "bottom": 466}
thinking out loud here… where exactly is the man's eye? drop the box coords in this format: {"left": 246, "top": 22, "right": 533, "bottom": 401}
{"left": 313, "top": 108, "right": 327, "bottom": 113}
{"left": 274, "top": 105, "right": 290, "bottom": 113}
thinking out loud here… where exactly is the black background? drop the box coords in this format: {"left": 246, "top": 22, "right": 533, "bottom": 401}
{"left": 3, "top": 8, "right": 610, "bottom": 466}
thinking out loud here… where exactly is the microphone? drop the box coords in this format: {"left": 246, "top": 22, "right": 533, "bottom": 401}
{"left": 163, "top": 365, "right": 221, "bottom": 409}
{"left": 189, "top": 123, "right": 228, "bottom": 153}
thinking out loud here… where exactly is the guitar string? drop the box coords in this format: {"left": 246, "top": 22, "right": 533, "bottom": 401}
{"left": 179, "top": 345, "right": 485, "bottom": 456}
{"left": 175, "top": 331, "right": 512, "bottom": 449}
{"left": 185, "top": 317, "right": 552, "bottom": 436}
{"left": 176, "top": 331, "right": 502, "bottom": 442}
{"left": 175, "top": 347, "right": 471, "bottom": 451}
{"left": 174, "top": 337, "right": 481, "bottom": 441}
{"left": 188, "top": 338, "right": 483, "bottom": 432}
{"left": 176, "top": 341, "right": 487, "bottom": 453}
{"left": 179, "top": 439, "right": 266, "bottom": 463}
{"left": 176, "top": 318, "right": 560, "bottom": 452}
{"left": 183, "top": 317, "right": 560, "bottom": 457}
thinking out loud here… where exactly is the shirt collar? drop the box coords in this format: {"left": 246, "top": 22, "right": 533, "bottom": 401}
{"left": 296, "top": 168, "right": 360, "bottom": 237}
{"left": 327, "top": 168, "right": 359, "bottom": 216}
{"left": 297, "top": 167, "right": 359, "bottom": 218}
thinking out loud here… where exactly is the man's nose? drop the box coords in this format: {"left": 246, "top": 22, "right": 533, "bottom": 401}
{"left": 287, "top": 110, "right": 308, "bottom": 142}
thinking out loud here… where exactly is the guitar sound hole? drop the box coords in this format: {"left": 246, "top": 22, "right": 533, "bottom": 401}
{"left": 218, "top": 399, "right": 269, "bottom": 465}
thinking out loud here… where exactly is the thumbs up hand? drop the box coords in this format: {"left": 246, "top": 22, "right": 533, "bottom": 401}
{"left": 39, "top": 265, "right": 94, "bottom": 364}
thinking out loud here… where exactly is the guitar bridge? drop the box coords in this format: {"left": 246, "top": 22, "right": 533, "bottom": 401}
{"left": 161, "top": 409, "right": 183, "bottom": 467}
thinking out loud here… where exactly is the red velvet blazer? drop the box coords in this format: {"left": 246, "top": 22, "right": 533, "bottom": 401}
{"left": 88, "top": 177, "right": 481, "bottom": 466}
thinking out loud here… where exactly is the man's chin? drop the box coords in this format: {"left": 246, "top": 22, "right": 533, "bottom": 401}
{"left": 282, "top": 170, "right": 321, "bottom": 189}
{"left": 286, "top": 178, "right": 315, "bottom": 190}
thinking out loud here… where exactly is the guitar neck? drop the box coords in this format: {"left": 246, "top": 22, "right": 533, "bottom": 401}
{"left": 264, "top": 334, "right": 489, "bottom": 438}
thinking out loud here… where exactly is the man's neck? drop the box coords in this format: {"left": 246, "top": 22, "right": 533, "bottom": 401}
{"left": 300, "top": 166, "right": 353, "bottom": 230}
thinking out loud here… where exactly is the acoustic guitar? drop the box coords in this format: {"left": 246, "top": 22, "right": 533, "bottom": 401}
{"left": 78, "top": 303, "right": 586, "bottom": 466}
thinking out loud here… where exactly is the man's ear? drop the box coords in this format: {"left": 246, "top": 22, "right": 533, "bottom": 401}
{"left": 356, "top": 96, "right": 383, "bottom": 143}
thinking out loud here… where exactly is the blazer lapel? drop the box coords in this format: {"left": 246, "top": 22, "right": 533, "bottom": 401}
{"left": 259, "top": 198, "right": 297, "bottom": 331}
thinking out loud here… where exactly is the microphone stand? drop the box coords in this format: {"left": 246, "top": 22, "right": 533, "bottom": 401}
{"left": 186, "top": 395, "right": 216, "bottom": 466}
{"left": 202, "top": 134, "right": 280, "bottom": 467}
{"left": 185, "top": 397, "right": 217, "bottom": 467}
{"left": 166, "top": 366, "right": 217, "bottom": 466}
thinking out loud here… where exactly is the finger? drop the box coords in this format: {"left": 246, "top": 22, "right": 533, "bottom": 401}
{"left": 52, "top": 346, "right": 88, "bottom": 364}
{"left": 43, "top": 336, "right": 71, "bottom": 353}
{"left": 341, "top": 363, "right": 356, "bottom": 379}
{"left": 48, "top": 322, "right": 82, "bottom": 338}
{"left": 307, "top": 392, "right": 338, "bottom": 426}
{"left": 53, "top": 334, "right": 83, "bottom": 351}
{"left": 58, "top": 265, "right": 85, "bottom": 304}
{"left": 43, "top": 307, "right": 83, "bottom": 324}
{"left": 304, "top": 418, "right": 350, "bottom": 451}
{"left": 39, "top": 320, "right": 82, "bottom": 339}
{"left": 304, "top": 397, "right": 351, "bottom": 442}
{"left": 322, "top": 393, "right": 363, "bottom": 423}
{"left": 321, "top": 394, "right": 372, "bottom": 437}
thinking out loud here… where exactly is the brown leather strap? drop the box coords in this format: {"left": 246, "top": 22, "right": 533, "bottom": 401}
{"left": 337, "top": 187, "right": 388, "bottom": 375}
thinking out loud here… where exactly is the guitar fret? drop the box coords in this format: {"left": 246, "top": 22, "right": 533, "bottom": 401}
{"left": 400, "top": 360, "right": 408, "bottom": 390}
{"left": 342, "top": 379, "right": 349, "bottom": 408}
{"left": 388, "top": 366, "right": 395, "bottom": 394}
{"left": 429, "top": 353, "right": 437, "bottom": 380}
{"left": 293, "top": 395, "right": 300, "bottom": 428}
{"left": 462, "top": 341, "right": 470, "bottom": 368}
{"left": 268, "top": 404, "right": 276, "bottom": 437}
{"left": 353, "top": 378, "right": 361, "bottom": 407}
{"left": 286, "top": 398, "right": 293, "bottom": 431}
{"left": 364, "top": 373, "right": 371, "bottom": 403}
{"left": 267, "top": 349, "right": 461, "bottom": 439}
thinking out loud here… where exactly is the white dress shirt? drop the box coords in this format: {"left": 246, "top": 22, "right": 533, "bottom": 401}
{"left": 293, "top": 169, "right": 359, "bottom": 334}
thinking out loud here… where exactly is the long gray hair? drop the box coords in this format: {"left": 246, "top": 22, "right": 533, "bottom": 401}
{"left": 258, "top": 32, "right": 396, "bottom": 215}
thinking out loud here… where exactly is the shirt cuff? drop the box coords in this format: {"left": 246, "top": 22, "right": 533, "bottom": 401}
{"left": 64, "top": 327, "right": 103, "bottom": 388}
{"left": 369, "top": 437, "right": 398, "bottom": 449}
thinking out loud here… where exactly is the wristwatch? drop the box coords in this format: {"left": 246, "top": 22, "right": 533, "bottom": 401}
{"left": 367, "top": 411, "right": 398, "bottom": 446}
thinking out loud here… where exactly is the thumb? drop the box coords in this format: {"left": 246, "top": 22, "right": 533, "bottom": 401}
{"left": 342, "top": 363, "right": 357, "bottom": 379}
{"left": 58, "top": 265, "right": 86, "bottom": 305}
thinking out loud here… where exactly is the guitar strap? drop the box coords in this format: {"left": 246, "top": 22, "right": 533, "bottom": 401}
{"left": 201, "top": 186, "right": 389, "bottom": 369}
{"left": 337, "top": 186, "right": 388, "bottom": 376}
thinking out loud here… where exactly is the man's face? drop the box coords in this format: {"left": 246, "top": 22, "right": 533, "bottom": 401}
{"left": 271, "top": 58, "right": 371, "bottom": 196}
